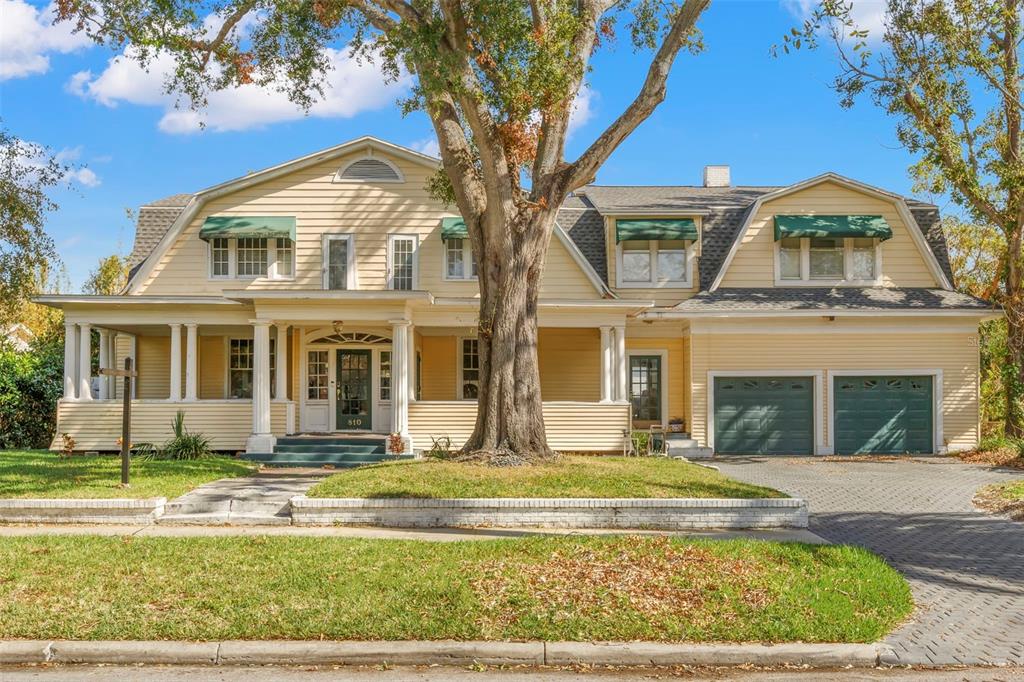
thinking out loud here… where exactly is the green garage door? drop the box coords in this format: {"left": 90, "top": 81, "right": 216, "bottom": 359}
{"left": 833, "top": 375, "right": 933, "bottom": 454}
{"left": 713, "top": 376, "right": 814, "bottom": 455}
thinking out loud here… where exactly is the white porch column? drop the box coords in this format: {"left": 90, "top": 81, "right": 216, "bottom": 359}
{"left": 274, "top": 324, "right": 289, "bottom": 401}
{"left": 390, "top": 319, "right": 410, "bottom": 437}
{"left": 614, "top": 325, "right": 627, "bottom": 402}
{"left": 97, "top": 329, "right": 110, "bottom": 399}
{"left": 63, "top": 320, "right": 78, "bottom": 400}
{"left": 105, "top": 332, "right": 117, "bottom": 397}
{"left": 77, "top": 323, "right": 93, "bottom": 401}
{"left": 247, "top": 320, "right": 275, "bottom": 453}
{"left": 168, "top": 323, "right": 182, "bottom": 401}
{"left": 407, "top": 323, "right": 416, "bottom": 401}
{"left": 184, "top": 323, "right": 198, "bottom": 401}
{"left": 599, "top": 326, "right": 612, "bottom": 403}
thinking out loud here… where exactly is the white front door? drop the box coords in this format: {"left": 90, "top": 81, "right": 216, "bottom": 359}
{"left": 301, "top": 345, "right": 392, "bottom": 433}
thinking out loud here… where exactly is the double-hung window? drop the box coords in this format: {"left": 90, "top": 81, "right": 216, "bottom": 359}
{"left": 777, "top": 237, "right": 881, "bottom": 284}
{"left": 618, "top": 239, "right": 693, "bottom": 287}
{"left": 228, "top": 339, "right": 254, "bottom": 399}
{"left": 444, "top": 238, "right": 477, "bottom": 280}
{"left": 209, "top": 237, "right": 294, "bottom": 280}
{"left": 379, "top": 351, "right": 392, "bottom": 401}
{"left": 388, "top": 235, "right": 418, "bottom": 290}
{"left": 460, "top": 338, "right": 480, "bottom": 399}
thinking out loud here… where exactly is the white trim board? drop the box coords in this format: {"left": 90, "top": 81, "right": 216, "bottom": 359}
{"left": 707, "top": 173, "right": 953, "bottom": 292}
{"left": 826, "top": 369, "right": 945, "bottom": 455}
{"left": 706, "top": 370, "right": 828, "bottom": 456}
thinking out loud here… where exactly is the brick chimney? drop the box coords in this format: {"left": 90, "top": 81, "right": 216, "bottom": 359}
{"left": 703, "top": 165, "right": 731, "bottom": 188}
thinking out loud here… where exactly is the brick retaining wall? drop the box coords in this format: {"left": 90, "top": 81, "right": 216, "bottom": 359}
{"left": 289, "top": 497, "right": 808, "bottom": 529}
{"left": 0, "top": 498, "right": 167, "bottom": 524}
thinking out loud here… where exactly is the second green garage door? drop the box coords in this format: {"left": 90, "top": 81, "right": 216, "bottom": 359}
{"left": 713, "top": 376, "right": 814, "bottom": 455}
{"left": 833, "top": 375, "right": 933, "bottom": 454}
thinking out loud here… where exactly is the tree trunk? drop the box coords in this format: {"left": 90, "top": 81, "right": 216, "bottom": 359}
{"left": 458, "top": 209, "right": 559, "bottom": 465}
{"left": 1003, "top": 227, "right": 1024, "bottom": 438}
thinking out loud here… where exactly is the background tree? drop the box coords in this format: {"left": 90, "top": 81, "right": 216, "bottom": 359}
{"left": 57, "top": 0, "right": 711, "bottom": 463}
{"left": 787, "top": 0, "right": 1022, "bottom": 435}
{"left": 83, "top": 253, "right": 130, "bottom": 295}
{"left": 0, "top": 125, "right": 71, "bottom": 327}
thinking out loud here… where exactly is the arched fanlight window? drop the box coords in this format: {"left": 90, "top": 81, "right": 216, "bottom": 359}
{"left": 309, "top": 332, "right": 392, "bottom": 345}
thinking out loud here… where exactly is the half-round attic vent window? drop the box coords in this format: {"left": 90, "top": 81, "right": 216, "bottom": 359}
{"left": 336, "top": 158, "right": 403, "bottom": 183}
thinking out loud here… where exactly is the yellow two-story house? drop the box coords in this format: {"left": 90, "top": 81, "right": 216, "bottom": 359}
{"left": 40, "top": 137, "right": 997, "bottom": 458}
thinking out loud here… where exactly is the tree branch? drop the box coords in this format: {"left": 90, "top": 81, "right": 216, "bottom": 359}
{"left": 563, "top": 0, "right": 709, "bottom": 190}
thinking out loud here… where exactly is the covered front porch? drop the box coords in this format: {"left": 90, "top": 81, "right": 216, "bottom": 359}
{"left": 46, "top": 294, "right": 650, "bottom": 454}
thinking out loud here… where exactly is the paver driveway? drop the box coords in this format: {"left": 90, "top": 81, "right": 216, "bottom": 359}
{"left": 713, "top": 456, "right": 1024, "bottom": 667}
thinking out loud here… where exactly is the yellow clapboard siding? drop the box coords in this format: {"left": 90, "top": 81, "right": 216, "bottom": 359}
{"left": 538, "top": 328, "right": 600, "bottom": 401}
{"left": 136, "top": 337, "right": 170, "bottom": 399}
{"left": 52, "top": 401, "right": 291, "bottom": 452}
{"left": 720, "top": 181, "right": 939, "bottom": 288}
{"left": 408, "top": 402, "right": 629, "bottom": 452}
{"left": 420, "top": 336, "right": 457, "bottom": 401}
{"left": 689, "top": 330, "right": 979, "bottom": 451}
{"left": 199, "top": 336, "right": 225, "bottom": 399}
{"left": 138, "top": 149, "right": 600, "bottom": 299}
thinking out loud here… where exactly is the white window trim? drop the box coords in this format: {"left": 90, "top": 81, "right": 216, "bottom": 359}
{"left": 442, "top": 237, "right": 478, "bottom": 281}
{"left": 626, "top": 349, "right": 669, "bottom": 428}
{"left": 774, "top": 237, "right": 884, "bottom": 286}
{"left": 378, "top": 349, "right": 393, "bottom": 404}
{"left": 827, "top": 369, "right": 944, "bottom": 455}
{"left": 224, "top": 336, "right": 255, "bottom": 401}
{"left": 333, "top": 154, "right": 405, "bottom": 184}
{"left": 615, "top": 240, "right": 696, "bottom": 289}
{"left": 206, "top": 237, "right": 295, "bottom": 281}
{"left": 706, "top": 370, "right": 828, "bottom": 455}
{"left": 387, "top": 233, "right": 419, "bottom": 290}
{"left": 456, "top": 335, "right": 479, "bottom": 401}
{"left": 322, "top": 233, "right": 357, "bottom": 290}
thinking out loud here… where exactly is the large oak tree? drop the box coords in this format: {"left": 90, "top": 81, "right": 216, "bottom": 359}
{"left": 787, "top": 0, "right": 1023, "bottom": 434}
{"left": 56, "top": 0, "right": 710, "bottom": 462}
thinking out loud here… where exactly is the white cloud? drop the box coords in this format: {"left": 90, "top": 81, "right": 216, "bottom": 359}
{"left": 781, "top": 0, "right": 887, "bottom": 41}
{"left": 6, "top": 137, "right": 101, "bottom": 187}
{"left": 567, "top": 85, "right": 595, "bottom": 138}
{"left": 68, "top": 166, "right": 100, "bottom": 187}
{"left": 0, "top": 0, "right": 92, "bottom": 81}
{"left": 70, "top": 45, "right": 411, "bottom": 134}
{"left": 409, "top": 137, "right": 440, "bottom": 157}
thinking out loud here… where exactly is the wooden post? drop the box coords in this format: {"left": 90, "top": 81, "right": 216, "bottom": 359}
{"left": 120, "top": 357, "right": 132, "bottom": 486}
{"left": 101, "top": 359, "right": 137, "bottom": 487}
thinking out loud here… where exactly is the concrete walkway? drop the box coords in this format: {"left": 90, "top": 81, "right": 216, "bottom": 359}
{"left": 157, "top": 473, "right": 326, "bottom": 525}
{"left": 713, "top": 456, "right": 1024, "bottom": 667}
{"left": 0, "top": 522, "right": 824, "bottom": 543}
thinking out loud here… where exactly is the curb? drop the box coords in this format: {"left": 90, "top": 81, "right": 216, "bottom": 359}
{"left": 1, "top": 640, "right": 885, "bottom": 667}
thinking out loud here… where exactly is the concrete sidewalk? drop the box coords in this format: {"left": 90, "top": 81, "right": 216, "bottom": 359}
{"left": 0, "top": 522, "right": 826, "bottom": 543}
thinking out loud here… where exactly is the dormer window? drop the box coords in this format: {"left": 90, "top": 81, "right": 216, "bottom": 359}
{"left": 774, "top": 215, "right": 891, "bottom": 286}
{"left": 614, "top": 218, "right": 698, "bottom": 289}
{"left": 199, "top": 216, "right": 296, "bottom": 280}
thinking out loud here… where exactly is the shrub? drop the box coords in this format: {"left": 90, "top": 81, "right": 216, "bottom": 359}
{"left": 426, "top": 435, "right": 455, "bottom": 459}
{"left": 161, "top": 411, "right": 211, "bottom": 460}
{"left": 0, "top": 337, "right": 63, "bottom": 449}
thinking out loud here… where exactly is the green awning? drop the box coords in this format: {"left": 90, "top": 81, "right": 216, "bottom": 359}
{"left": 198, "top": 216, "right": 296, "bottom": 241}
{"left": 615, "top": 218, "right": 698, "bottom": 243}
{"left": 440, "top": 217, "right": 468, "bottom": 240}
{"left": 774, "top": 215, "right": 892, "bottom": 241}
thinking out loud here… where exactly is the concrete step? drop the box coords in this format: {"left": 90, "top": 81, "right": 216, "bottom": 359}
{"left": 276, "top": 437, "right": 387, "bottom": 447}
{"left": 157, "top": 512, "right": 291, "bottom": 526}
{"left": 243, "top": 453, "right": 414, "bottom": 467}
{"left": 273, "top": 444, "right": 386, "bottom": 455}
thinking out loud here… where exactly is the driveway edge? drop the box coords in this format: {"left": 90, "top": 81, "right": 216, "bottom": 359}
{"left": 1, "top": 640, "right": 884, "bottom": 667}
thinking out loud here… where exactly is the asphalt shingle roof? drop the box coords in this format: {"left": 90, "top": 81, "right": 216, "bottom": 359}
{"left": 556, "top": 204, "right": 606, "bottom": 283}
{"left": 672, "top": 287, "right": 994, "bottom": 313}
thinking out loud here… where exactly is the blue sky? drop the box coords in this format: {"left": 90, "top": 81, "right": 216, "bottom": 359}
{"left": 1, "top": 0, "right": 928, "bottom": 290}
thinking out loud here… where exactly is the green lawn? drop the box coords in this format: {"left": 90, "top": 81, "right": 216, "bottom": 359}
{"left": 0, "top": 535, "right": 911, "bottom": 643}
{"left": 0, "top": 450, "right": 257, "bottom": 499}
{"left": 992, "top": 479, "right": 1024, "bottom": 501}
{"left": 974, "top": 478, "right": 1024, "bottom": 520}
{"left": 308, "top": 456, "right": 784, "bottom": 499}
